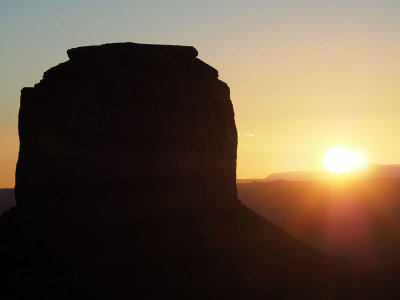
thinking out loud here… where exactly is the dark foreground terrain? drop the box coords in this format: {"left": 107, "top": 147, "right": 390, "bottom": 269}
{"left": 1, "top": 43, "right": 398, "bottom": 299}
{"left": 3, "top": 200, "right": 399, "bottom": 299}
{"left": 239, "top": 178, "right": 400, "bottom": 271}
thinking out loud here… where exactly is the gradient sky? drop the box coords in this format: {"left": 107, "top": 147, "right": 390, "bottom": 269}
{"left": 1, "top": 0, "right": 400, "bottom": 187}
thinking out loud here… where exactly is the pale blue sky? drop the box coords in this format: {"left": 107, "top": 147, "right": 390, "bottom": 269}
{"left": 1, "top": 0, "right": 400, "bottom": 186}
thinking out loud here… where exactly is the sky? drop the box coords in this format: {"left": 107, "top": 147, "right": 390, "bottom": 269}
{"left": 1, "top": 0, "right": 400, "bottom": 187}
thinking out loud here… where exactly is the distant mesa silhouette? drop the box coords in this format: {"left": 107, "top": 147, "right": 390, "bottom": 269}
{"left": 0, "top": 43, "right": 398, "bottom": 299}
{"left": 263, "top": 164, "right": 400, "bottom": 182}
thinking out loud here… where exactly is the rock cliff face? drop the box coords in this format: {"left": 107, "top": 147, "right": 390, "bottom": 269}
{"left": 15, "top": 43, "right": 237, "bottom": 222}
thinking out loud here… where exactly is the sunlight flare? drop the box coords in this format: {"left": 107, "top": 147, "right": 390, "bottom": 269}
{"left": 322, "top": 146, "right": 367, "bottom": 174}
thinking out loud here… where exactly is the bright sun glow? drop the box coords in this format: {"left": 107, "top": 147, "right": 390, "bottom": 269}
{"left": 322, "top": 146, "right": 367, "bottom": 174}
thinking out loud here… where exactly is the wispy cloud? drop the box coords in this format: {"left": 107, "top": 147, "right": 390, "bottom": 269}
{"left": 238, "top": 133, "right": 255, "bottom": 137}
{"left": 239, "top": 133, "right": 255, "bottom": 137}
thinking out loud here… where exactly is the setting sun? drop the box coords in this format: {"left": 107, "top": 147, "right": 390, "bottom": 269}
{"left": 322, "top": 146, "right": 367, "bottom": 174}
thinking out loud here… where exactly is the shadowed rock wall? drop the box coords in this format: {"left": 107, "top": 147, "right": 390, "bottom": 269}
{"left": 15, "top": 43, "right": 237, "bottom": 222}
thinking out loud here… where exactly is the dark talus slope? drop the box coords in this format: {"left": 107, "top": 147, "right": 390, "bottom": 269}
{"left": 0, "top": 189, "right": 15, "bottom": 215}
{"left": 0, "top": 43, "right": 397, "bottom": 299}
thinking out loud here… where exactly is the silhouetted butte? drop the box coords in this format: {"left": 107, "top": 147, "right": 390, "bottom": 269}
{"left": 0, "top": 43, "right": 397, "bottom": 299}
{"left": 15, "top": 43, "right": 237, "bottom": 222}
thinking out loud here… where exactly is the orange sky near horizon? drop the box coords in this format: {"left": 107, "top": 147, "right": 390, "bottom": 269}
{"left": 1, "top": 1, "right": 400, "bottom": 187}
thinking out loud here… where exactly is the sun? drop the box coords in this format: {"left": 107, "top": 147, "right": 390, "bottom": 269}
{"left": 322, "top": 146, "right": 367, "bottom": 174}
